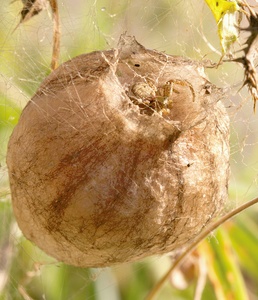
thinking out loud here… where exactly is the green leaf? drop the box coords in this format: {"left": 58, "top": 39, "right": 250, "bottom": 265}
{"left": 199, "top": 227, "right": 249, "bottom": 300}
{"left": 204, "top": 0, "right": 240, "bottom": 54}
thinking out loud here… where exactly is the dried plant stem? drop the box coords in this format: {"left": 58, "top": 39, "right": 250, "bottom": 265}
{"left": 233, "top": 0, "right": 258, "bottom": 111}
{"left": 145, "top": 196, "right": 258, "bottom": 300}
{"left": 13, "top": 0, "right": 60, "bottom": 70}
{"left": 49, "top": 0, "right": 60, "bottom": 70}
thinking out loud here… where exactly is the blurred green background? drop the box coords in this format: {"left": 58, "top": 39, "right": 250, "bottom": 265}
{"left": 0, "top": 0, "right": 258, "bottom": 299}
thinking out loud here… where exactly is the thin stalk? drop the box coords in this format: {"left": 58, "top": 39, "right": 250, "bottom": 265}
{"left": 145, "top": 196, "right": 258, "bottom": 300}
{"left": 49, "top": 0, "right": 60, "bottom": 70}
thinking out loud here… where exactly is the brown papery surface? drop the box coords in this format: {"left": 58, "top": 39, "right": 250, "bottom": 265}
{"left": 7, "top": 35, "right": 229, "bottom": 267}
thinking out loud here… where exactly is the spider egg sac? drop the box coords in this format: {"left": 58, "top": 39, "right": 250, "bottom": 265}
{"left": 6, "top": 36, "right": 230, "bottom": 267}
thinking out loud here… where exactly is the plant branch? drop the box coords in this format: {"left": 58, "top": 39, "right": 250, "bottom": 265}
{"left": 145, "top": 196, "right": 258, "bottom": 300}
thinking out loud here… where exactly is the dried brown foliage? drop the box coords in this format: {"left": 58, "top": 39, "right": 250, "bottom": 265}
{"left": 232, "top": 1, "right": 258, "bottom": 111}
{"left": 15, "top": 0, "right": 60, "bottom": 70}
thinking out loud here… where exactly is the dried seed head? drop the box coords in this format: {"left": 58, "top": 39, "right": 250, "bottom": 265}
{"left": 6, "top": 36, "right": 230, "bottom": 267}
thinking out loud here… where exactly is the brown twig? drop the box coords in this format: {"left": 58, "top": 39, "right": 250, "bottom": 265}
{"left": 14, "top": 0, "right": 60, "bottom": 70}
{"left": 48, "top": 0, "right": 60, "bottom": 70}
